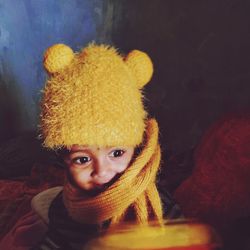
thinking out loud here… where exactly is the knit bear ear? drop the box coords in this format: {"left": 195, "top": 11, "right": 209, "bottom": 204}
{"left": 43, "top": 44, "right": 74, "bottom": 74}
{"left": 125, "top": 50, "right": 153, "bottom": 88}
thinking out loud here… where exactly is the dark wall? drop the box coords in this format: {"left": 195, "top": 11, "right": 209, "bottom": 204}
{"left": 111, "top": 0, "right": 250, "bottom": 156}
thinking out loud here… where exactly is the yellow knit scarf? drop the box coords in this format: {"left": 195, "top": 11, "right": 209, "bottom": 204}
{"left": 63, "top": 119, "right": 163, "bottom": 227}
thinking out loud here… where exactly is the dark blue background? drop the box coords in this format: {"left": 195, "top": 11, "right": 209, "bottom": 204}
{"left": 0, "top": 0, "right": 110, "bottom": 140}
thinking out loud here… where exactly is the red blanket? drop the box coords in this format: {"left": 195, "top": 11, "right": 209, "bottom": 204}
{"left": 0, "top": 164, "right": 64, "bottom": 239}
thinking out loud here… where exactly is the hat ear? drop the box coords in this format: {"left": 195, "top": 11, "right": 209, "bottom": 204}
{"left": 43, "top": 44, "right": 74, "bottom": 74}
{"left": 125, "top": 50, "right": 153, "bottom": 88}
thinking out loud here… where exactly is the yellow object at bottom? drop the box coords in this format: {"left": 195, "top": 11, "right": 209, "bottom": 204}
{"left": 84, "top": 220, "right": 222, "bottom": 250}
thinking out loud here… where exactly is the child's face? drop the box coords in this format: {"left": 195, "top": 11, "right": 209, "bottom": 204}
{"left": 64, "top": 145, "right": 134, "bottom": 191}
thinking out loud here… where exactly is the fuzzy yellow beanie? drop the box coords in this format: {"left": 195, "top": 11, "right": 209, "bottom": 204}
{"left": 40, "top": 43, "right": 163, "bottom": 226}
{"left": 40, "top": 43, "right": 153, "bottom": 148}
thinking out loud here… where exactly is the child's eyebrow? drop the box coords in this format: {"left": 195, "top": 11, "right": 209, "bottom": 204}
{"left": 69, "top": 149, "right": 89, "bottom": 154}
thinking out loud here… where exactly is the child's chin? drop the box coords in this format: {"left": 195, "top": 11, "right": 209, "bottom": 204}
{"left": 85, "top": 174, "right": 121, "bottom": 195}
{"left": 86, "top": 184, "right": 108, "bottom": 196}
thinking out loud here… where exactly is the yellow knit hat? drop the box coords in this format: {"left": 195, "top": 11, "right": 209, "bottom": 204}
{"left": 40, "top": 43, "right": 154, "bottom": 149}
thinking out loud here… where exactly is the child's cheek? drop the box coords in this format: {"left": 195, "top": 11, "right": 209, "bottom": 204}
{"left": 115, "top": 161, "right": 130, "bottom": 173}
{"left": 69, "top": 166, "right": 92, "bottom": 187}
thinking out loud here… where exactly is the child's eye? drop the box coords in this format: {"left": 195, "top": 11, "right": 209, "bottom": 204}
{"left": 110, "top": 149, "right": 125, "bottom": 158}
{"left": 73, "top": 156, "right": 91, "bottom": 165}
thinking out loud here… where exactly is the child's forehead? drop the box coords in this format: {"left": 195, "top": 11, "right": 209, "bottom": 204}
{"left": 69, "top": 145, "right": 100, "bottom": 151}
{"left": 68, "top": 145, "right": 134, "bottom": 152}
{"left": 68, "top": 145, "right": 101, "bottom": 153}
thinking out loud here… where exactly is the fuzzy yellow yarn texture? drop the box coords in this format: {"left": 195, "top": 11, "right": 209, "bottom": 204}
{"left": 63, "top": 119, "right": 163, "bottom": 226}
{"left": 43, "top": 44, "right": 74, "bottom": 74}
{"left": 40, "top": 43, "right": 154, "bottom": 149}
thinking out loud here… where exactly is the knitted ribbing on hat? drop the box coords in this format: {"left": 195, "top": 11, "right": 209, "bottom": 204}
{"left": 63, "top": 119, "right": 163, "bottom": 226}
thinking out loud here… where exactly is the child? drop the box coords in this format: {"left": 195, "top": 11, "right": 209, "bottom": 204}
{"left": 0, "top": 43, "right": 181, "bottom": 250}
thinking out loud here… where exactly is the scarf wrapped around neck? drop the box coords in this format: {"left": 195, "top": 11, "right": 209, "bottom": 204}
{"left": 63, "top": 119, "right": 163, "bottom": 227}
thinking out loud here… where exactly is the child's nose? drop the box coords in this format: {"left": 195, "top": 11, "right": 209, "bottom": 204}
{"left": 92, "top": 158, "right": 109, "bottom": 178}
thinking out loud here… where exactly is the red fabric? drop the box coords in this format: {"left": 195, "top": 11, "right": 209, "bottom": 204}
{"left": 0, "top": 196, "right": 32, "bottom": 240}
{"left": 174, "top": 113, "right": 250, "bottom": 231}
{"left": 0, "top": 164, "right": 65, "bottom": 239}
{"left": 0, "top": 210, "right": 47, "bottom": 250}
